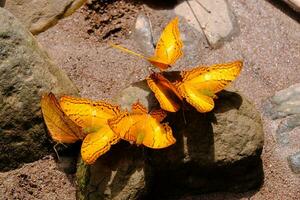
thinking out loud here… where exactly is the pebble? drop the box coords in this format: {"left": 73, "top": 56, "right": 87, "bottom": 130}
{"left": 287, "top": 151, "right": 300, "bottom": 174}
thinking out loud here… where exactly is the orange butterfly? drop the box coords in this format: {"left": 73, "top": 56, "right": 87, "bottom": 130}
{"left": 111, "top": 17, "right": 183, "bottom": 71}
{"left": 59, "top": 96, "right": 121, "bottom": 164}
{"left": 108, "top": 102, "right": 176, "bottom": 149}
{"left": 146, "top": 61, "right": 243, "bottom": 113}
{"left": 40, "top": 93, "right": 85, "bottom": 144}
{"left": 146, "top": 72, "right": 183, "bottom": 112}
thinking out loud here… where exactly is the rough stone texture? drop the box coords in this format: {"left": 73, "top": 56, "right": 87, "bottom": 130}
{"left": 263, "top": 83, "right": 300, "bottom": 146}
{"left": 77, "top": 78, "right": 264, "bottom": 199}
{"left": 283, "top": 0, "right": 300, "bottom": 12}
{"left": 174, "top": 0, "right": 239, "bottom": 48}
{"left": 119, "top": 81, "right": 264, "bottom": 198}
{"left": 76, "top": 142, "right": 147, "bottom": 200}
{"left": 287, "top": 151, "right": 300, "bottom": 174}
{"left": 4, "top": 0, "right": 87, "bottom": 34}
{"left": 0, "top": 8, "right": 78, "bottom": 171}
{"left": 264, "top": 83, "right": 300, "bottom": 120}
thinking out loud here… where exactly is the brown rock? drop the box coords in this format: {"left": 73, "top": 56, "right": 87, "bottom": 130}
{"left": 4, "top": 0, "right": 87, "bottom": 34}
{"left": 0, "top": 8, "right": 78, "bottom": 171}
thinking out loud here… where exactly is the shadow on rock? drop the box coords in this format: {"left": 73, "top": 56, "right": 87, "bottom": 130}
{"left": 76, "top": 141, "right": 146, "bottom": 200}
{"left": 77, "top": 79, "right": 264, "bottom": 199}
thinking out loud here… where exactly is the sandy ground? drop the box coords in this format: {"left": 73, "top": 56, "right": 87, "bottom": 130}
{"left": 1, "top": 0, "right": 300, "bottom": 199}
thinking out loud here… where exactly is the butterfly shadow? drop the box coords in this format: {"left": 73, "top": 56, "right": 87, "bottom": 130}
{"left": 144, "top": 90, "right": 264, "bottom": 198}
{"left": 79, "top": 141, "right": 146, "bottom": 199}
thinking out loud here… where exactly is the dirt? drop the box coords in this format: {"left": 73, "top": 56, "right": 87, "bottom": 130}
{"left": 1, "top": 0, "right": 300, "bottom": 199}
{"left": 83, "top": 0, "right": 143, "bottom": 42}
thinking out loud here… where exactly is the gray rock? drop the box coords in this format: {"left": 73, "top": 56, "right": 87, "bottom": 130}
{"left": 263, "top": 83, "right": 300, "bottom": 146}
{"left": 4, "top": 0, "right": 87, "bottom": 34}
{"left": 287, "top": 151, "right": 300, "bottom": 174}
{"left": 0, "top": 8, "right": 78, "bottom": 171}
{"left": 264, "top": 83, "right": 300, "bottom": 120}
{"left": 77, "top": 78, "right": 264, "bottom": 198}
{"left": 134, "top": 14, "right": 155, "bottom": 57}
{"left": 174, "top": 0, "right": 239, "bottom": 48}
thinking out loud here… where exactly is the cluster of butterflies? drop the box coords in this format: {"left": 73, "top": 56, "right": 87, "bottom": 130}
{"left": 41, "top": 17, "right": 243, "bottom": 165}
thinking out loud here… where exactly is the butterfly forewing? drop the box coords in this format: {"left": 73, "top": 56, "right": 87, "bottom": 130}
{"left": 149, "top": 17, "right": 183, "bottom": 70}
{"left": 60, "top": 96, "right": 121, "bottom": 130}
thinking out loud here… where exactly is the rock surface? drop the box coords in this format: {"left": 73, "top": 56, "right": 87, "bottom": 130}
{"left": 4, "top": 0, "right": 87, "bottom": 34}
{"left": 263, "top": 83, "right": 300, "bottom": 173}
{"left": 0, "top": 8, "right": 78, "bottom": 171}
{"left": 287, "top": 151, "right": 300, "bottom": 174}
{"left": 174, "top": 0, "right": 239, "bottom": 48}
{"left": 76, "top": 79, "right": 264, "bottom": 199}
{"left": 76, "top": 142, "right": 147, "bottom": 200}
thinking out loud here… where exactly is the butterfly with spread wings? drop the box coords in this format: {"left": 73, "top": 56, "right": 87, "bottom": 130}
{"left": 146, "top": 61, "right": 243, "bottom": 113}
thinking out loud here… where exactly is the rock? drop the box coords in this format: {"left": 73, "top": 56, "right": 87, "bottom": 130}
{"left": 287, "top": 151, "right": 300, "bottom": 174}
{"left": 76, "top": 142, "right": 147, "bottom": 200}
{"left": 0, "top": 8, "right": 78, "bottom": 171}
{"left": 4, "top": 0, "right": 87, "bottom": 34}
{"left": 174, "top": 0, "right": 239, "bottom": 48}
{"left": 283, "top": 0, "right": 300, "bottom": 12}
{"left": 263, "top": 83, "right": 300, "bottom": 146}
{"left": 264, "top": 83, "right": 300, "bottom": 120}
{"left": 77, "top": 78, "right": 264, "bottom": 198}
{"left": 134, "top": 14, "right": 155, "bottom": 57}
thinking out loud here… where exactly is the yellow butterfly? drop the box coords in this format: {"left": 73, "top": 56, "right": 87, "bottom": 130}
{"left": 111, "top": 17, "right": 183, "bottom": 71}
{"left": 108, "top": 102, "right": 176, "bottom": 149}
{"left": 59, "top": 96, "right": 121, "bottom": 164}
{"left": 40, "top": 93, "right": 85, "bottom": 144}
{"left": 146, "top": 72, "right": 183, "bottom": 112}
{"left": 146, "top": 61, "right": 243, "bottom": 113}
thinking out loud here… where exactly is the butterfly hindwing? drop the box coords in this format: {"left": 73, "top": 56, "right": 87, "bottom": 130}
{"left": 40, "top": 93, "right": 84, "bottom": 143}
{"left": 146, "top": 73, "right": 182, "bottom": 112}
{"left": 108, "top": 103, "right": 176, "bottom": 149}
{"left": 81, "top": 126, "right": 120, "bottom": 164}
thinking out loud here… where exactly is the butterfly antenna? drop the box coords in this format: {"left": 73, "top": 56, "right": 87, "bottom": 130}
{"left": 185, "top": 0, "right": 211, "bottom": 47}
{"left": 109, "top": 43, "right": 146, "bottom": 59}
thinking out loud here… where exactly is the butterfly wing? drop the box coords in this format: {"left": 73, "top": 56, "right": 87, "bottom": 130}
{"left": 179, "top": 61, "right": 243, "bottom": 94}
{"left": 60, "top": 96, "right": 121, "bottom": 131}
{"left": 176, "top": 61, "right": 242, "bottom": 112}
{"left": 81, "top": 126, "right": 120, "bottom": 164}
{"left": 40, "top": 93, "right": 83, "bottom": 143}
{"left": 146, "top": 73, "right": 183, "bottom": 112}
{"left": 148, "top": 17, "right": 183, "bottom": 70}
{"left": 128, "top": 116, "right": 176, "bottom": 149}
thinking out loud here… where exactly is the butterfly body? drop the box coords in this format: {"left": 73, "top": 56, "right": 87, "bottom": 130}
{"left": 108, "top": 102, "right": 176, "bottom": 149}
